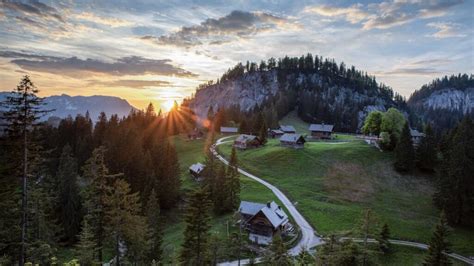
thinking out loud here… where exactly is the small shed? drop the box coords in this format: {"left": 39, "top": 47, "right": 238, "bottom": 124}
{"left": 220, "top": 126, "right": 239, "bottom": 134}
{"left": 280, "top": 133, "right": 306, "bottom": 148}
{"left": 410, "top": 129, "right": 425, "bottom": 146}
{"left": 309, "top": 124, "right": 334, "bottom": 139}
{"left": 234, "top": 134, "right": 262, "bottom": 149}
{"left": 187, "top": 128, "right": 204, "bottom": 140}
{"left": 268, "top": 129, "right": 284, "bottom": 138}
{"left": 239, "top": 201, "right": 289, "bottom": 245}
{"left": 189, "top": 163, "right": 205, "bottom": 180}
{"left": 279, "top": 125, "right": 296, "bottom": 134}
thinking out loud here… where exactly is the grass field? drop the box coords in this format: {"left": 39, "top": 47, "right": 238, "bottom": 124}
{"left": 160, "top": 135, "right": 282, "bottom": 262}
{"left": 217, "top": 114, "right": 474, "bottom": 258}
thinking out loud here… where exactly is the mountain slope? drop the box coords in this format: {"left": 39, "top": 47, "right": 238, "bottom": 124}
{"left": 0, "top": 92, "right": 137, "bottom": 122}
{"left": 187, "top": 55, "right": 402, "bottom": 132}
{"left": 407, "top": 74, "right": 474, "bottom": 132}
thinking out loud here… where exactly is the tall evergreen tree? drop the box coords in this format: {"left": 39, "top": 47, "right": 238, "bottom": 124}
{"left": 259, "top": 118, "right": 268, "bottom": 145}
{"left": 377, "top": 223, "right": 391, "bottom": 254}
{"left": 394, "top": 122, "right": 415, "bottom": 172}
{"left": 225, "top": 146, "right": 240, "bottom": 211}
{"left": 180, "top": 187, "right": 213, "bottom": 265}
{"left": 262, "top": 235, "right": 291, "bottom": 266}
{"left": 146, "top": 189, "right": 163, "bottom": 263}
{"left": 423, "top": 212, "right": 451, "bottom": 266}
{"left": 82, "top": 147, "right": 120, "bottom": 263}
{"left": 76, "top": 216, "right": 96, "bottom": 266}
{"left": 104, "top": 178, "right": 148, "bottom": 266}
{"left": 1, "top": 76, "right": 51, "bottom": 266}
{"left": 57, "top": 145, "right": 82, "bottom": 243}
{"left": 416, "top": 123, "right": 437, "bottom": 172}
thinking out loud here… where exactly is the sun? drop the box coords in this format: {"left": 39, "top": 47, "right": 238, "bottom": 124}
{"left": 162, "top": 100, "right": 175, "bottom": 112}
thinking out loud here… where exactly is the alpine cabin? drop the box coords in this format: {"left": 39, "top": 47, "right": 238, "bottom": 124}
{"left": 309, "top": 124, "right": 334, "bottom": 139}
{"left": 279, "top": 133, "right": 306, "bottom": 148}
{"left": 234, "top": 134, "right": 262, "bottom": 149}
{"left": 279, "top": 125, "right": 296, "bottom": 134}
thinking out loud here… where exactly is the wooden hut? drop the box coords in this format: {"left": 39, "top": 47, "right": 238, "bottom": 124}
{"left": 279, "top": 133, "right": 306, "bottom": 148}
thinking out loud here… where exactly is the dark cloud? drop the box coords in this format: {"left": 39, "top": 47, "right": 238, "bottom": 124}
{"left": 142, "top": 10, "right": 297, "bottom": 47}
{"left": 0, "top": 51, "right": 197, "bottom": 78}
{"left": 91, "top": 79, "right": 172, "bottom": 89}
{"left": 379, "top": 68, "right": 443, "bottom": 76}
{"left": 0, "top": 0, "right": 64, "bottom": 22}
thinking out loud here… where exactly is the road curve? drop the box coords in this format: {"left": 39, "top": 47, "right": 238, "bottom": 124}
{"left": 213, "top": 136, "right": 474, "bottom": 266}
{"left": 213, "top": 136, "right": 322, "bottom": 266}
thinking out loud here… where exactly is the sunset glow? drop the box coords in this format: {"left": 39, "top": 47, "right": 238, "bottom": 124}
{"left": 0, "top": 1, "right": 472, "bottom": 110}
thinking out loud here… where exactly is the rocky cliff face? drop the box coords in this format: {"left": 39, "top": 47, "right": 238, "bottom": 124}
{"left": 187, "top": 70, "right": 396, "bottom": 131}
{"left": 412, "top": 88, "right": 474, "bottom": 114}
{"left": 189, "top": 70, "right": 279, "bottom": 119}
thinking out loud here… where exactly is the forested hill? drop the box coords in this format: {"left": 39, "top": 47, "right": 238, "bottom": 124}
{"left": 408, "top": 74, "right": 474, "bottom": 132}
{"left": 185, "top": 54, "right": 406, "bottom": 132}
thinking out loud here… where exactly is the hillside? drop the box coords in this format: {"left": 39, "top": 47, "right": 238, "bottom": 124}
{"left": 407, "top": 74, "right": 474, "bottom": 132}
{"left": 0, "top": 92, "right": 137, "bottom": 122}
{"left": 186, "top": 54, "right": 403, "bottom": 132}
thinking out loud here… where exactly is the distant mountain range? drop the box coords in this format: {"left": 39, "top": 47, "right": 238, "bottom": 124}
{"left": 0, "top": 92, "right": 137, "bottom": 122}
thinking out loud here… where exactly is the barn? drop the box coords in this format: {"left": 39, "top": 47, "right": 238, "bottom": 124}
{"left": 279, "top": 125, "right": 296, "bottom": 134}
{"left": 234, "top": 134, "right": 263, "bottom": 149}
{"left": 279, "top": 133, "right": 306, "bottom": 148}
{"left": 309, "top": 124, "right": 334, "bottom": 139}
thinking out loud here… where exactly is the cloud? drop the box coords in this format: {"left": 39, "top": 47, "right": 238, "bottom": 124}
{"left": 303, "top": 4, "right": 369, "bottom": 24}
{"left": 375, "top": 67, "right": 443, "bottom": 76}
{"left": 91, "top": 79, "right": 172, "bottom": 89}
{"left": 427, "top": 22, "right": 466, "bottom": 38}
{"left": 303, "top": 0, "right": 464, "bottom": 30}
{"left": 142, "top": 10, "right": 299, "bottom": 47}
{"left": 409, "top": 58, "right": 453, "bottom": 66}
{"left": 0, "top": 0, "right": 64, "bottom": 22}
{"left": 74, "top": 12, "right": 133, "bottom": 27}
{"left": 0, "top": 51, "right": 197, "bottom": 78}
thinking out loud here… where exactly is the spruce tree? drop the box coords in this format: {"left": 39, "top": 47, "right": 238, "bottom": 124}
{"left": 76, "top": 216, "right": 96, "bottom": 266}
{"left": 377, "top": 223, "right": 391, "bottom": 253}
{"left": 226, "top": 146, "right": 240, "bottom": 211}
{"left": 213, "top": 164, "right": 227, "bottom": 213}
{"left": 146, "top": 189, "right": 163, "bottom": 263}
{"left": 296, "top": 249, "right": 315, "bottom": 265}
{"left": 259, "top": 118, "right": 268, "bottom": 145}
{"left": 262, "top": 235, "right": 291, "bottom": 266}
{"left": 82, "top": 147, "right": 120, "bottom": 263}
{"left": 180, "top": 187, "right": 213, "bottom": 265}
{"left": 416, "top": 123, "right": 437, "bottom": 172}
{"left": 424, "top": 212, "right": 451, "bottom": 266}
{"left": 104, "top": 178, "right": 148, "bottom": 265}
{"left": 1, "top": 76, "right": 51, "bottom": 266}
{"left": 57, "top": 145, "right": 82, "bottom": 243}
{"left": 394, "top": 122, "right": 415, "bottom": 172}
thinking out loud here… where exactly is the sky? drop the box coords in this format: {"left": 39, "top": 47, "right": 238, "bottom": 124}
{"left": 0, "top": 0, "right": 473, "bottom": 111}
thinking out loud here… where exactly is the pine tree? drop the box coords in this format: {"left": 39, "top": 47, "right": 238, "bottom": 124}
{"left": 262, "top": 234, "right": 291, "bottom": 266}
{"left": 295, "top": 249, "right": 315, "bottom": 265}
{"left": 76, "top": 216, "right": 96, "bottom": 266}
{"left": 259, "top": 118, "right": 268, "bottom": 145}
{"left": 377, "top": 223, "right": 391, "bottom": 253}
{"left": 104, "top": 178, "right": 148, "bottom": 265}
{"left": 394, "top": 122, "right": 415, "bottom": 172}
{"left": 158, "top": 141, "right": 181, "bottom": 209}
{"left": 423, "top": 212, "right": 451, "bottom": 266}
{"left": 225, "top": 146, "right": 240, "bottom": 211}
{"left": 213, "top": 164, "right": 228, "bottom": 213}
{"left": 180, "top": 187, "right": 213, "bottom": 265}
{"left": 1, "top": 76, "right": 51, "bottom": 266}
{"left": 82, "top": 147, "right": 120, "bottom": 263}
{"left": 416, "top": 123, "right": 437, "bottom": 172}
{"left": 146, "top": 189, "right": 163, "bottom": 263}
{"left": 57, "top": 145, "right": 82, "bottom": 243}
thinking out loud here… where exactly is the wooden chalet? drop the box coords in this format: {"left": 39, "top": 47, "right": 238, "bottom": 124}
{"left": 239, "top": 201, "right": 289, "bottom": 245}
{"left": 234, "top": 134, "right": 262, "bottom": 149}
{"left": 279, "top": 125, "right": 296, "bottom": 134}
{"left": 280, "top": 133, "right": 306, "bottom": 148}
{"left": 309, "top": 123, "right": 334, "bottom": 139}
{"left": 410, "top": 129, "right": 425, "bottom": 146}
{"left": 220, "top": 126, "right": 239, "bottom": 134}
{"left": 268, "top": 129, "right": 284, "bottom": 138}
{"left": 189, "top": 163, "right": 205, "bottom": 180}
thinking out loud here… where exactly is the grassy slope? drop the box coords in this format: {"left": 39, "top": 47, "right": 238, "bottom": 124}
{"left": 161, "top": 135, "right": 281, "bottom": 262}
{"left": 218, "top": 113, "right": 474, "bottom": 257}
